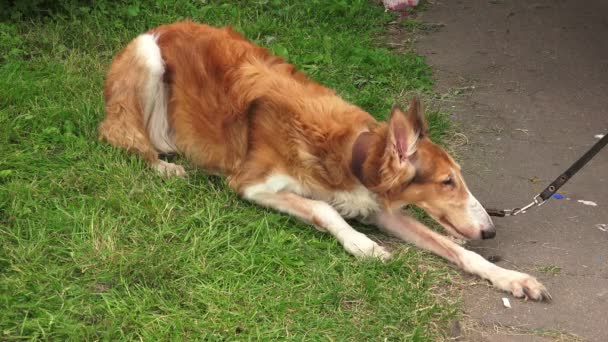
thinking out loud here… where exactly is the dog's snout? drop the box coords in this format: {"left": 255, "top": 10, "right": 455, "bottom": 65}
{"left": 481, "top": 227, "right": 496, "bottom": 240}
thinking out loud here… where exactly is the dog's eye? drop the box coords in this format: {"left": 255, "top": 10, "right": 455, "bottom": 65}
{"left": 441, "top": 177, "right": 453, "bottom": 186}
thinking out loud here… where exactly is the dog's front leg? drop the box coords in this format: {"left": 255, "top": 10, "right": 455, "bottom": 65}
{"left": 373, "top": 210, "right": 550, "bottom": 301}
{"left": 243, "top": 190, "right": 391, "bottom": 260}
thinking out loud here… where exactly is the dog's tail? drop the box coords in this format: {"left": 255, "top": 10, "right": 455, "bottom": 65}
{"left": 133, "top": 34, "right": 175, "bottom": 153}
{"left": 101, "top": 33, "right": 175, "bottom": 155}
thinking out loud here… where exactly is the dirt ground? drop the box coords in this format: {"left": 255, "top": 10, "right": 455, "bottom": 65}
{"left": 405, "top": 0, "right": 608, "bottom": 340}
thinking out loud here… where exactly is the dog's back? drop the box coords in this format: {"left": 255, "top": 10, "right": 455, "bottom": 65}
{"left": 101, "top": 21, "right": 374, "bottom": 188}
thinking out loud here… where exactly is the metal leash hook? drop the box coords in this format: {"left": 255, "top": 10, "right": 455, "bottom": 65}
{"left": 509, "top": 194, "right": 546, "bottom": 216}
{"left": 486, "top": 194, "right": 546, "bottom": 217}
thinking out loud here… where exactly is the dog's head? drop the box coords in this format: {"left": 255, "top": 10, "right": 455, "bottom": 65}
{"left": 361, "top": 97, "right": 495, "bottom": 240}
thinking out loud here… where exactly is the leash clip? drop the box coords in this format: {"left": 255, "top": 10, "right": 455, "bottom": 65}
{"left": 509, "top": 194, "right": 545, "bottom": 216}
{"left": 486, "top": 194, "right": 548, "bottom": 217}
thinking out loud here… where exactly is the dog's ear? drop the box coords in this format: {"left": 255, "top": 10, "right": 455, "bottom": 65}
{"left": 387, "top": 97, "right": 425, "bottom": 165}
{"left": 407, "top": 95, "right": 428, "bottom": 136}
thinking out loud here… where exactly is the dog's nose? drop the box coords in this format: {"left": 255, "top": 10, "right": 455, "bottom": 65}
{"left": 481, "top": 228, "right": 496, "bottom": 240}
{"left": 481, "top": 225, "right": 496, "bottom": 240}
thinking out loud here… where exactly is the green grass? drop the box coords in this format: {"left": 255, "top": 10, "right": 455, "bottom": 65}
{"left": 0, "top": 1, "right": 456, "bottom": 340}
{"left": 538, "top": 265, "right": 562, "bottom": 276}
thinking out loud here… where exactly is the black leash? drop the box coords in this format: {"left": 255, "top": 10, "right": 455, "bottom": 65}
{"left": 486, "top": 133, "right": 608, "bottom": 217}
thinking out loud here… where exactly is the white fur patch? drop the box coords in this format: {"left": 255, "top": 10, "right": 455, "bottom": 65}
{"left": 319, "top": 203, "right": 390, "bottom": 259}
{"left": 136, "top": 34, "right": 164, "bottom": 74}
{"left": 154, "top": 160, "right": 186, "bottom": 178}
{"left": 328, "top": 186, "right": 379, "bottom": 219}
{"left": 135, "top": 34, "right": 176, "bottom": 153}
{"left": 314, "top": 201, "right": 390, "bottom": 259}
{"left": 406, "top": 130, "right": 420, "bottom": 157}
{"left": 243, "top": 174, "right": 378, "bottom": 219}
{"left": 465, "top": 190, "right": 493, "bottom": 229}
{"left": 243, "top": 174, "right": 309, "bottom": 200}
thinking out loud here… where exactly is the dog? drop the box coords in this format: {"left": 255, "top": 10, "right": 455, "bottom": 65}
{"left": 99, "top": 21, "right": 550, "bottom": 301}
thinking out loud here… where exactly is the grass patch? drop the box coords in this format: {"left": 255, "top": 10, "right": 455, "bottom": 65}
{"left": 0, "top": 1, "right": 456, "bottom": 339}
{"left": 538, "top": 265, "right": 562, "bottom": 276}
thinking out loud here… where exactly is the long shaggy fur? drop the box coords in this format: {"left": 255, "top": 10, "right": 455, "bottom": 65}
{"left": 98, "top": 21, "right": 551, "bottom": 302}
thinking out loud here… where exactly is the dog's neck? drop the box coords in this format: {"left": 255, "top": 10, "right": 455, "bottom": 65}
{"left": 351, "top": 131, "right": 374, "bottom": 185}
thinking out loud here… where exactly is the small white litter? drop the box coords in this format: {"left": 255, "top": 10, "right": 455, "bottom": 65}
{"left": 502, "top": 297, "right": 511, "bottom": 308}
{"left": 577, "top": 200, "right": 598, "bottom": 207}
{"left": 594, "top": 134, "right": 605, "bottom": 139}
{"left": 596, "top": 224, "right": 608, "bottom": 232}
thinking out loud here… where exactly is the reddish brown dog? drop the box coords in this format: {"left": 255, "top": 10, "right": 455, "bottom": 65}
{"left": 100, "top": 22, "right": 549, "bottom": 301}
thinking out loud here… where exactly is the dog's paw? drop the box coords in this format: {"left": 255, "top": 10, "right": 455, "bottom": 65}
{"left": 154, "top": 160, "right": 186, "bottom": 178}
{"left": 498, "top": 271, "right": 551, "bottom": 301}
{"left": 342, "top": 233, "right": 392, "bottom": 261}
